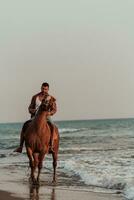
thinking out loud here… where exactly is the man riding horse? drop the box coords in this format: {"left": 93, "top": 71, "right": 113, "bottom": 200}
{"left": 14, "top": 82, "right": 57, "bottom": 153}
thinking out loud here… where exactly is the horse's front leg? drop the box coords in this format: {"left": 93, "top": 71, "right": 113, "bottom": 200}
{"left": 37, "top": 153, "right": 45, "bottom": 183}
{"left": 30, "top": 160, "right": 37, "bottom": 184}
{"left": 26, "top": 147, "right": 36, "bottom": 184}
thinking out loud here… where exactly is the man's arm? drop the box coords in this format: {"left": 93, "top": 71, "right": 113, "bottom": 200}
{"left": 28, "top": 95, "right": 36, "bottom": 116}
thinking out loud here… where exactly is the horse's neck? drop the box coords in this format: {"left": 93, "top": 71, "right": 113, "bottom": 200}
{"left": 34, "top": 111, "right": 47, "bottom": 130}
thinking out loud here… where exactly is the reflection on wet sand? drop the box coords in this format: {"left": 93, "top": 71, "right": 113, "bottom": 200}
{"left": 29, "top": 184, "right": 56, "bottom": 200}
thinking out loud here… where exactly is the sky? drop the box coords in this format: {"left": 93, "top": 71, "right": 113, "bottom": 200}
{"left": 0, "top": 0, "right": 134, "bottom": 123}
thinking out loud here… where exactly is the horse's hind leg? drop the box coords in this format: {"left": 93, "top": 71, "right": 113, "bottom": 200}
{"left": 52, "top": 129, "right": 59, "bottom": 183}
{"left": 52, "top": 152, "right": 58, "bottom": 183}
{"left": 26, "top": 148, "right": 36, "bottom": 184}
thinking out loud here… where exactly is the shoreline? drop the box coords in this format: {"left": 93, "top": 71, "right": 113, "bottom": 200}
{"left": 0, "top": 163, "right": 125, "bottom": 200}
{"left": 0, "top": 117, "right": 134, "bottom": 124}
{"left": 0, "top": 186, "right": 124, "bottom": 200}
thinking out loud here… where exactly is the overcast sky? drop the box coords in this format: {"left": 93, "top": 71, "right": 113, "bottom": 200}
{"left": 0, "top": 0, "right": 134, "bottom": 123}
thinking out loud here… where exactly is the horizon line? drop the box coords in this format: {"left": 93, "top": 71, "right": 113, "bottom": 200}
{"left": 0, "top": 117, "right": 134, "bottom": 124}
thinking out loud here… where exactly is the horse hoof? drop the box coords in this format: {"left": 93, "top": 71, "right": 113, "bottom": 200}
{"left": 52, "top": 180, "right": 56, "bottom": 185}
{"left": 32, "top": 178, "right": 38, "bottom": 185}
{"left": 36, "top": 179, "right": 40, "bottom": 186}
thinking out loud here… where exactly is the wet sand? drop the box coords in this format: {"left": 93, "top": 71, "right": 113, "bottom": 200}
{"left": 0, "top": 190, "right": 23, "bottom": 200}
{"left": 0, "top": 165, "right": 124, "bottom": 200}
{"left": 0, "top": 187, "right": 123, "bottom": 200}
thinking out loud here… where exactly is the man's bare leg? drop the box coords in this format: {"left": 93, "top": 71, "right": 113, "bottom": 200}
{"left": 50, "top": 130, "right": 54, "bottom": 153}
{"left": 14, "top": 130, "right": 25, "bottom": 153}
{"left": 47, "top": 121, "right": 55, "bottom": 153}
{"left": 14, "top": 120, "right": 31, "bottom": 153}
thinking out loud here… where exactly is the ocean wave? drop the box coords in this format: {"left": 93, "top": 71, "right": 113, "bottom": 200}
{"left": 59, "top": 128, "right": 86, "bottom": 133}
{"left": 60, "top": 158, "right": 127, "bottom": 192}
{"left": 0, "top": 142, "right": 19, "bottom": 150}
{"left": 59, "top": 128, "right": 87, "bottom": 133}
{"left": 59, "top": 147, "right": 91, "bottom": 152}
{"left": 59, "top": 147, "right": 91, "bottom": 154}
{"left": 0, "top": 154, "right": 7, "bottom": 158}
{"left": 124, "top": 185, "right": 134, "bottom": 200}
{"left": 59, "top": 147, "right": 124, "bottom": 154}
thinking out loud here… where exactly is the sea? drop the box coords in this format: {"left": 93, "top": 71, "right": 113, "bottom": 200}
{"left": 0, "top": 118, "right": 134, "bottom": 199}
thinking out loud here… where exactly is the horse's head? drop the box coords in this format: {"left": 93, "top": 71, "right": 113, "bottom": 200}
{"left": 39, "top": 97, "right": 52, "bottom": 112}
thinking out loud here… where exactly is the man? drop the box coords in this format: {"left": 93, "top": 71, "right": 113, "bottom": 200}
{"left": 14, "top": 82, "right": 57, "bottom": 153}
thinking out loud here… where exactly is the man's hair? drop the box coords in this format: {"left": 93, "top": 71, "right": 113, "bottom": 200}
{"left": 42, "top": 82, "right": 49, "bottom": 88}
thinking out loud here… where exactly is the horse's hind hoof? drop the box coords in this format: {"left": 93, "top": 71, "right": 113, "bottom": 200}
{"left": 33, "top": 181, "right": 37, "bottom": 185}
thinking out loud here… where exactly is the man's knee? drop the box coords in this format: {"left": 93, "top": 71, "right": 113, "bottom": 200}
{"left": 22, "top": 120, "right": 31, "bottom": 132}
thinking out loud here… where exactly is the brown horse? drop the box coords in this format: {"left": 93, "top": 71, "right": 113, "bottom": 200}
{"left": 24, "top": 99, "right": 59, "bottom": 184}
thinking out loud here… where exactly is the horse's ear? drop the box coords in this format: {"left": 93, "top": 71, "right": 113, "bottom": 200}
{"left": 51, "top": 96, "right": 56, "bottom": 102}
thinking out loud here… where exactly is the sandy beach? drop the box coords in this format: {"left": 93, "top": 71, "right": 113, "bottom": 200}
{"left": 0, "top": 187, "right": 123, "bottom": 200}
{"left": 0, "top": 190, "right": 23, "bottom": 200}
{"left": 0, "top": 165, "right": 123, "bottom": 200}
{"left": 0, "top": 165, "right": 124, "bottom": 200}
